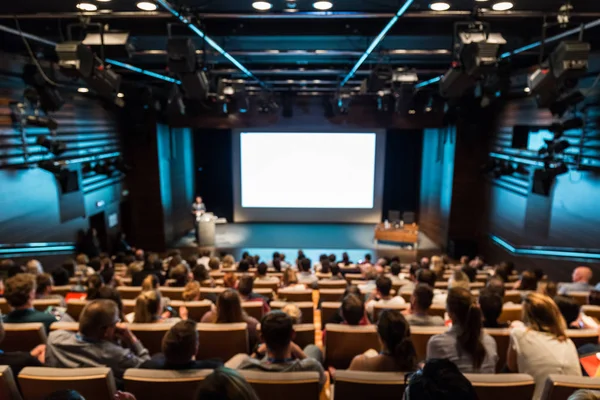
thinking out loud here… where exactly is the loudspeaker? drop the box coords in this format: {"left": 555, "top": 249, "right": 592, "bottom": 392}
{"left": 512, "top": 125, "right": 530, "bottom": 149}
{"left": 167, "top": 38, "right": 197, "bottom": 74}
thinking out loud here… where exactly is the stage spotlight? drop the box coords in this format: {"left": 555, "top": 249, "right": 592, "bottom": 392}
{"left": 36, "top": 135, "right": 67, "bottom": 156}
{"left": 550, "top": 41, "right": 590, "bottom": 84}
{"left": 85, "top": 66, "right": 122, "bottom": 99}
{"left": 55, "top": 42, "right": 95, "bottom": 78}
{"left": 439, "top": 66, "right": 476, "bottom": 100}
{"left": 167, "top": 38, "right": 197, "bottom": 74}
{"left": 458, "top": 32, "right": 506, "bottom": 77}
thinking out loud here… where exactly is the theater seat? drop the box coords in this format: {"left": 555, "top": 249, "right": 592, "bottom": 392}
{"left": 324, "top": 324, "right": 379, "bottom": 369}
{"left": 32, "top": 298, "right": 62, "bottom": 312}
{"left": 253, "top": 280, "right": 279, "bottom": 293}
{"left": 400, "top": 292, "right": 412, "bottom": 303}
{"left": 333, "top": 370, "right": 406, "bottom": 400}
{"left": 117, "top": 286, "right": 143, "bottom": 300}
{"left": 159, "top": 287, "right": 185, "bottom": 301}
{"left": 50, "top": 322, "right": 79, "bottom": 332}
{"left": 319, "top": 289, "right": 345, "bottom": 303}
{"left": 582, "top": 305, "right": 600, "bottom": 321}
{"left": 122, "top": 299, "right": 136, "bottom": 316}
{"left": 427, "top": 304, "right": 446, "bottom": 319}
{"left": 239, "top": 370, "right": 320, "bottom": 400}
{"left": 504, "top": 290, "right": 522, "bottom": 304}
{"left": 372, "top": 303, "right": 408, "bottom": 322}
{"left": 566, "top": 329, "right": 599, "bottom": 348}
{"left": 0, "top": 298, "right": 10, "bottom": 314}
{"left": 292, "top": 324, "right": 316, "bottom": 349}
{"left": 277, "top": 289, "right": 313, "bottom": 303}
{"left": 124, "top": 368, "right": 212, "bottom": 400}
{"left": 2, "top": 323, "right": 46, "bottom": 352}
{"left": 50, "top": 286, "right": 72, "bottom": 298}
{"left": 128, "top": 323, "right": 176, "bottom": 355}
{"left": 540, "top": 374, "right": 600, "bottom": 400}
{"left": 321, "top": 302, "right": 341, "bottom": 328}
{"left": 200, "top": 287, "right": 225, "bottom": 300}
{"left": 498, "top": 304, "right": 522, "bottom": 324}
{"left": 484, "top": 328, "right": 510, "bottom": 372}
{"left": 169, "top": 300, "right": 212, "bottom": 322}
{"left": 242, "top": 301, "right": 264, "bottom": 321}
{"left": 253, "top": 288, "right": 274, "bottom": 301}
{"left": 19, "top": 367, "right": 116, "bottom": 400}
{"left": 466, "top": 373, "right": 535, "bottom": 400}
{"left": 197, "top": 322, "right": 248, "bottom": 362}
{"left": 271, "top": 301, "right": 314, "bottom": 324}
{"left": 318, "top": 281, "right": 348, "bottom": 289}
{"left": 0, "top": 365, "right": 22, "bottom": 400}
{"left": 66, "top": 299, "right": 88, "bottom": 321}
{"left": 409, "top": 326, "right": 446, "bottom": 362}
{"left": 566, "top": 291, "right": 589, "bottom": 306}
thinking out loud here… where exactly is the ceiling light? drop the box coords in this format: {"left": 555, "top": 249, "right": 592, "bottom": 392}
{"left": 252, "top": 1, "right": 273, "bottom": 10}
{"left": 492, "top": 2, "right": 513, "bottom": 10}
{"left": 313, "top": 1, "right": 333, "bottom": 10}
{"left": 429, "top": 2, "right": 450, "bottom": 11}
{"left": 524, "top": 87, "right": 531, "bottom": 93}
{"left": 96, "top": 0, "right": 112, "bottom": 2}
{"left": 77, "top": 87, "right": 89, "bottom": 93}
{"left": 76, "top": 3, "right": 97, "bottom": 11}
{"left": 408, "top": 109, "right": 416, "bottom": 115}
{"left": 117, "top": 92, "right": 124, "bottom": 98}
{"left": 136, "top": 2, "right": 157, "bottom": 11}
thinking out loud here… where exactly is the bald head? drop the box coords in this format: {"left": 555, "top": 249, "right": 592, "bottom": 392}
{"left": 573, "top": 267, "right": 592, "bottom": 284}
{"left": 79, "top": 299, "right": 119, "bottom": 339}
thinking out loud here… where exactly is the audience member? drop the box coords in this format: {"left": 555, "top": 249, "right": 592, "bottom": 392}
{"left": 26, "top": 259, "right": 43, "bottom": 275}
{"left": 339, "top": 252, "right": 352, "bottom": 266}
{"left": 341, "top": 294, "right": 369, "bottom": 326}
{"left": 255, "top": 262, "right": 278, "bottom": 283}
{"left": 320, "top": 259, "right": 332, "bottom": 274}
{"left": 405, "top": 358, "right": 478, "bottom": 400}
{"left": 559, "top": 267, "right": 593, "bottom": 295}
{"left": 349, "top": 309, "right": 416, "bottom": 372}
{"left": 75, "top": 254, "right": 95, "bottom": 276}
{"left": 131, "top": 253, "right": 162, "bottom": 287}
{"left": 554, "top": 295, "right": 581, "bottom": 328}
{"left": 507, "top": 293, "right": 581, "bottom": 400}
{"left": 237, "top": 259, "right": 250, "bottom": 273}
{"left": 221, "top": 255, "right": 235, "bottom": 270}
{"left": 141, "top": 274, "right": 160, "bottom": 291}
{"left": 281, "top": 303, "right": 302, "bottom": 324}
{"left": 51, "top": 266, "right": 70, "bottom": 286}
{"left": 542, "top": 281, "right": 558, "bottom": 298}
{"left": 326, "top": 264, "right": 344, "bottom": 281}
{"left": 486, "top": 276, "right": 506, "bottom": 297}
{"left": 85, "top": 274, "right": 104, "bottom": 300}
{"left": 195, "top": 367, "right": 259, "bottom": 400}
{"left": 95, "top": 286, "right": 125, "bottom": 321}
{"left": 461, "top": 264, "right": 477, "bottom": 282}
{"left": 223, "top": 272, "right": 238, "bottom": 289}
{"left": 3, "top": 273, "right": 58, "bottom": 332}
{"left": 478, "top": 289, "right": 508, "bottom": 328}
{"left": 404, "top": 284, "right": 444, "bottom": 326}
{"left": 183, "top": 281, "right": 202, "bottom": 302}
{"left": 365, "top": 275, "right": 405, "bottom": 318}
{"left": 169, "top": 264, "right": 190, "bottom": 287}
{"left": 132, "top": 290, "right": 179, "bottom": 324}
{"left": 140, "top": 320, "right": 223, "bottom": 369}
{"left": 297, "top": 258, "right": 318, "bottom": 288}
{"left": 427, "top": 287, "right": 498, "bottom": 373}
{"left": 432, "top": 270, "right": 470, "bottom": 305}
{"left": 238, "top": 275, "right": 270, "bottom": 314}
{"left": 100, "top": 267, "right": 118, "bottom": 287}
{"left": 515, "top": 270, "right": 539, "bottom": 295}
{"left": 416, "top": 268, "right": 436, "bottom": 288}
{"left": 192, "top": 264, "right": 211, "bottom": 284}
{"left": 208, "top": 257, "right": 221, "bottom": 271}
{"left": 46, "top": 299, "right": 150, "bottom": 384}
{"left": 35, "top": 273, "right": 66, "bottom": 306}
{"left": 198, "top": 250, "right": 211, "bottom": 268}
{"left": 400, "top": 263, "right": 421, "bottom": 294}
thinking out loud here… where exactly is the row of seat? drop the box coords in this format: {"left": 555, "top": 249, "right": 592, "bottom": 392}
{"left": 2, "top": 365, "right": 598, "bottom": 400}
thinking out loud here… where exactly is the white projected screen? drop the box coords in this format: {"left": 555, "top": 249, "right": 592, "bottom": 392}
{"left": 240, "top": 132, "right": 377, "bottom": 209}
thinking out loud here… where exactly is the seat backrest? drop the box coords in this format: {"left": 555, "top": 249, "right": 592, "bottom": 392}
{"left": 503, "top": 290, "right": 522, "bottom": 304}
{"left": 122, "top": 299, "right": 136, "bottom": 316}
{"left": 321, "top": 302, "right": 341, "bottom": 328}
{"left": 0, "top": 365, "right": 22, "bottom": 400}
{"left": 242, "top": 301, "right": 264, "bottom": 321}
{"left": 127, "top": 323, "right": 176, "bottom": 355}
{"left": 324, "top": 324, "right": 379, "bottom": 369}
{"left": 200, "top": 287, "right": 225, "bottom": 300}
{"left": 427, "top": 304, "right": 446, "bottom": 319}
{"left": 319, "top": 289, "right": 345, "bottom": 303}
{"left": 253, "top": 288, "right": 274, "bottom": 301}
{"left": 19, "top": 367, "right": 116, "bottom": 400}
{"left": 540, "top": 374, "right": 600, "bottom": 400}
{"left": 253, "top": 280, "right": 279, "bottom": 293}
{"left": 277, "top": 289, "right": 313, "bottom": 303}
{"left": 124, "top": 368, "right": 212, "bottom": 400}
{"left": 400, "top": 292, "right": 412, "bottom": 303}
{"left": 169, "top": 300, "right": 212, "bottom": 322}
{"left": 159, "top": 287, "right": 185, "bottom": 301}
{"left": 409, "top": 326, "right": 446, "bottom": 362}
{"left": 2, "top": 323, "right": 47, "bottom": 352}
{"left": 498, "top": 304, "right": 523, "bottom": 324}
{"left": 334, "top": 370, "right": 407, "bottom": 400}
{"left": 372, "top": 303, "right": 409, "bottom": 322}
{"left": 197, "top": 322, "right": 248, "bottom": 362}
{"left": 292, "top": 324, "right": 315, "bottom": 349}
{"left": 318, "top": 280, "right": 347, "bottom": 289}
{"left": 117, "top": 286, "right": 142, "bottom": 300}
{"left": 344, "top": 274, "right": 364, "bottom": 283}
{"left": 50, "top": 286, "right": 72, "bottom": 298}
{"left": 582, "top": 305, "right": 600, "bottom": 321}
{"left": 50, "top": 322, "right": 79, "bottom": 332}
{"left": 66, "top": 299, "right": 88, "bottom": 321}
{"left": 566, "top": 329, "right": 599, "bottom": 348}
{"left": 271, "top": 301, "right": 314, "bottom": 323}
{"left": 484, "top": 328, "right": 511, "bottom": 372}
{"left": 0, "top": 298, "right": 9, "bottom": 314}
{"left": 32, "top": 298, "right": 62, "bottom": 312}
{"left": 567, "top": 291, "right": 590, "bottom": 306}
{"left": 466, "top": 373, "right": 535, "bottom": 400}
{"left": 239, "top": 370, "right": 320, "bottom": 400}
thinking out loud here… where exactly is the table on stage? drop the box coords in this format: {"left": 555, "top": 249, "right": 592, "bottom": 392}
{"left": 374, "top": 223, "right": 419, "bottom": 247}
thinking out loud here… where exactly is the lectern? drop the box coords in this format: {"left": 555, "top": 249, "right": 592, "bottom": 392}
{"left": 196, "top": 213, "right": 216, "bottom": 247}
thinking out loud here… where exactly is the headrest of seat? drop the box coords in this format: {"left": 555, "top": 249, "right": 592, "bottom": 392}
{"left": 196, "top": 322, "right": 247, "bottom": 331}
{"left": 465, "top": 373, "right": 535, "bottom": 385}
{"left": 335, "top": 370, "right": 406, "bottom": 384}
{"left": 19, "top": 367, "right": 112, "bottom": 379}
{"left": 239, "top": 370, "right": 320, "bottom": 383}
{"left": 123, "top": 368, "right": 213, "bottom": 382}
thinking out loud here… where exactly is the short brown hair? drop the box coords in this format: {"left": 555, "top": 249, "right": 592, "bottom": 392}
{"left": 412, "top": 283, "right": 434, "bottom": 311}
{"left": 208, "top": 258, "right": 220, "bottom": 270}
{"left": 162, "top": 320, "right": 198, "bottom": 365}
{"left": 5, "top": 273, "right": 36, "bottom": 307}
{"left": 35, "top": 273, "right": 54, "bottom": 295}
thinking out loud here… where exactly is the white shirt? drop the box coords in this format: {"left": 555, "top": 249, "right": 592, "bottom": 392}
{"left": 366, "top": 296, "right": 406, "bottom": 317}
{"left": 510, "top": 327, "right": 581, "bottom": 400}
{"left": 198, "top": 256, "right": 210, "bottom": 267}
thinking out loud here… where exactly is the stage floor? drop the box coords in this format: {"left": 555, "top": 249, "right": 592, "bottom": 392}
{"left": 175, "top": 223, "right": 439, "bottom": 263}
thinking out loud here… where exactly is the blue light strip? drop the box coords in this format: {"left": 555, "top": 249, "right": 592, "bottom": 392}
{"left": 340, "top": 0, "right": 414, "bottom": 87}
{"left": 155, "top": 0, "right": 268, "bottom": 89}
{"left": 414, "top": 75, "right": 442, "bottom": 89}
{"left": 105, "top": 58, "right": 181, "bottom": 84}
{"left": 0, "top": 242, "right": 76, "bottom": 256}
{"left": 490, "top": 235, "right": 600, "bottom": 260}
{"left": 489, "top": 152, "right": 544, "bottom": 167}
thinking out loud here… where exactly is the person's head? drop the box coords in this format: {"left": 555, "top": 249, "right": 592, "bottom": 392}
{"left": 223, "top": 272, "right": 238, "bottom": 289}
{"left": 390, "top": 262, "right": 402, "bottom": 276}
{"left": 486, "top": 276, "right": 505, "bottom": 297}
{"left": 208, "top": 257, "right": 220, "bottom": 271}
{"left": 320, "top": 259, "right": 331, "bottom": 274}
{"left": 35, "top": 273, "right": 54, "bottom": 297}
{"left": 26, "top": 259, "right": 43, "bottom": 275}
{"left": 222, "top": 255, "right": 235, "bottom": 269}
{"left": 554, "top": 295, "right": 581, "bottom": 327}
{"left": 420, "top": 257, "right": 430, "bottom": 269}
{"left": 75, "top": 254, "right": 89, "bottom": 266}
{"left": 494, "top": 264, "right": 509, "bottom": 282}
{"left": 448, "top": 270, "right": 470, "bottom": 291}
{"left": 572, "top": 266, "right": 593, "bottom": 284}
{"left": 170, "top": 264, "right": 190, "bottom": 287}
{"left": 162, "top": 320, "right": 199, "bottom": 365}
{"left": 300, "top": 258, "right": 311, "bottom": 273}
{"left": 328, "top": 254, "right": 336, "bottom": 264}
{"left": 341, "top": 294, "right": 365, "bottom": 325}
{"left": 99, "top": 267, "right": 115, "bottom": 287}
{"left": 364, "top": 254, "right": 372, "bottom": 263}
{"left": 411, "top": 284, "right": 434, "bottom": 313}
{"left": 238, "top": 275, "right": 254, "bottom": 297}
{"left": 375, "top": 275, "right": 393, "bottom": 297}
{"left": 257, "top": 262, "right": 268, "bottom": 277}
{"left": 446, "top": 287, "right": 486, "bottom": 370}
{"left": 540, "top": 281, "right": 558, "bottom": 298}
{"left": 519, "top": 270, "right": 538, "bottom": 291}
{"left": 192, "top": 264, "right": 210, "bottom": 282}
{"left": 5, "top": 273, "right": 36, "bottom": 308}
{"left": 343, "top": 285, "right": 361, "bottom": 298}
{"left": 45, "top": 390, "right": 86, "bottom": 400}
{"left": 281, "top": 303, "right": 302, "bottom": 324}
{"left": 416, "top": 268, "right": 436, "bottom": 288}
{"left": 195, "top": 367, "right": 259, "bottom": 400}
{"left": 260, "top": 311, "right": 294, "bottom": 353}
{"left": 133, "top": 290, "right": 163, "bottom": 323}
{"left": 183, "top": 281, "right": 201, "bottom": 301}
{"left": 478, "top": 289, "right": 504, "bottom": 325}
{"left": 186, "top": 255, "right": 198, "bottom": 270}
{"left": 195, "top": 196, "right": 202, "bottom": 203}
{"left": 135, "top": 249, "right": 144, "bottom": 261}
{"left": 85, "top": 274, "right": 104, "bottom": 300}
{"left": 283, "top": 268, "right": 298, "bottom": 286}
{"left": 142, "top": 274, "right": 160, "bottom": 291}
{"left": 237, "top": 259, "right": 250, "bottom": 273}
{"left": 79, "top": 299, "right": 120, "bottom": 341}
{"left": 430, "top": 256, "right": 443, "bottom": 269}
{"left": 377, "top": 310, "right": 416, "bottom": 370}
{"left": 216, "top": 289, "right": 244, "bottom": 323}
{"left": 405, "top": 358, "right": 477, "bottom": 400}
{"left": 330, "top": 264, "right": 341, "bottom": 276}
{"left": 460, "top": 256, "right": 470, "bottom": 266}
{"left": 499, "top": 261, "right": 515, "bottom": 276}
{"left": 51, "top": 266, "right": 70, "bottom": 286}
{"left": 342, "top": 252, "right": 350, "bottom": 263}
{"left": 88, "top": 258, "right": 101, "bottom": 272}
{"left": 272, "top": 251, "right": 280, "bottom": 261}
{"left": 522, "top": 292, "right": 567, "bottom": 340}
{"left": 461, "top": 265, "right": 477, "bottom": 283}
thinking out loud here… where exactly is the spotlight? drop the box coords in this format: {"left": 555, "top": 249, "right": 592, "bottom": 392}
{"left": 492, "top": 2, "right": 513, "bottom": 11}
{"left": 252, "top": 1, "right": 273, "bottom": 10}
{"left": 429, "top": 2, "right": 450, "bottom": 11}
{"left": 167, "top": 38, "right": 197, "bottom": 74}
{"left": 26, "top": 115, "right": 59, "bottom": 131}
{"left": 524, "top": 87, "right": 531, "bottom": 93}
{"left": 76, "top": 3, "right": 97, "bottom": 11}
{"left": 117, "top": 92, "right": 124, "bottom": 98}
{"left": 136, "top": 2, "right": 157, "bottom": 11}
{"left": 459, "top": 32, "right": 506, "bottom": 77}
{"left": 78, "top": 87, "right": 89, "bottom": 93}
{"left": 36, "top": 135, "right": 67, "bottom": 156}
{"left": 55, "top": 42, "right": 95, "bottom": 78}
{"left": 550, "top": 41, "right": 590, "bottom": 84}
{"left": 285, "top": 0, "right": 298, "bottom": 9}
{"left": 85, "top": 66, "right": 122, "bottom": 99}
{"left": 313, "top": 1, "right": 333, "bottom": 10}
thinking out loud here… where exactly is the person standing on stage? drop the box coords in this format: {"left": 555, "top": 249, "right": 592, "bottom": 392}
{"left": 191, "top": 196, "right": 206, "bottom": 242}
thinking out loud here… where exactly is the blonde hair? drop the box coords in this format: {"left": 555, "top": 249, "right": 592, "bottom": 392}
{"left": 222, "top": 255, "right": 235, "bottom": 269}
{"left": 134, "top": 290, "right": 162, "bottom": 323}
{"left": 448, "top": 270, "right": 470, "bottom": 290}
{"left": 141, "top": 275, "right": 159, "bottom": 291}
{"left": 76, "top": 254, "right": 89, "bottom": 265}
{"left": 568, "top": 390, "right": 600, "bottom": 400}
{"left": 522, "top": 292, "right": 568, "bottom": 341}
{"left": 183, "top": 281, "right": 201, "bottom": 301}
{"left": 431, "top": 256, "right": 443, "bottom": 269}
{"left": 281, "top": 303, "right": 302, "bottom": 324}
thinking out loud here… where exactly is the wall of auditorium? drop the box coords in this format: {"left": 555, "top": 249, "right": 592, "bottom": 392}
{"left": 0, "top": 53, "right": 125, "bottom": 258}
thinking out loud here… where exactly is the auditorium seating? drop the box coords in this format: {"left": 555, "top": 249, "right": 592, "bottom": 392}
{"left": 291, "top": 324, "right": 316, "bottom": 349}
{"left": 2, "top": 323, "right": 46, "bottom": 352}
{"left": 32, "top": 298, "right": 62, "bottom": 312}
{"left": 333, "top": 370, "right": 406, "bottom": 400}
{"left": 0, "top": 365, "right": 21, "bottom": 400}
{"left": 169, "top": 300, "right": 212, "bottom": 322}
{"left": 400, "top": 292, "right": 412, "bottom": 302}
{"left": 124, "top": 368, "right": 212, "bottom": 400}
{"left": 50, "top": 286, "right": 73, "bottom": 298}
{"left": 316, "top": 272, "right": 333, "bottom": 280}
{"left": 503, "top": 290, "right": 522, "bottom": 304}
{"left": 277, "top": 288, "right": 313, "bottom": 302}
{"left": 200, "top": 287, "right": 226, "bottom": 300}
{"left": 271, "top": 301, "right": 314, "bottom": 324}
{"left": 117, "top": 286, "right": 143, "bottom": 300}
{"left": 540, "top": 375, "right": 600, "bottom": 400}
{"left": 318, "top": 289, "right": 345, "bottom": 303}
{"left": 159, "top": 287, "right": 185, "bottom": 301}
{"left": 427, "top": 304, "right": 446, "bottom": 319}
{"left": 241, "top": 301, "right": 264, "bottom": 321}
{"left": 123, "top": 299, "right": 136, "bottom": 315}
{"left": 466, "top": 373, "right": 535, "bottom": 400}
{"left": 410, "top": 326, "right": 445, "bottom": 361}
{"left": 318, "top": 280, "right": 348, "bottom": 289}
{"left": 484, "top": 328, "right": 510, "bottom": 372}
{"left": 18, "top": 367, "right": 116, "bottom": 400}
{"left": 324, "top": 324, "right": 379, "bottom": 369}
{"left": 372, "top": 303, "right": 408, "bottom": 322}
{"left": 566, "top": 291, "right": 590, "bottom": 306}
{"left": 0, "top": 298, "right": 9, "bottom": 314}
{"left": 196, "top": 322, "right": 249, "bottom": 361}
{"left": 565, "top": 329, "right": 599, "bottom": 348}
{"left": 66, "top": 299, "right": 88, "bottom": 321}
{"left": 253, "top": 280, "right": 279, "bottom": 292}
{"left": 321, "top": 302, "right": 341, "bottom": 328}
{"left": 50, "top": 322, "right": 79, "bottom": 332}
{"left": 239, "top": 370, "right": 321, "bottom": 400}
{"left": 344, "top": 274, "right": 364, "bottom": 283}
{"left": 128, "top": 323, "right": 177, "bottom": 355}
{"left": 582, "top": 305, "right": 600, "bottom": 320}
{"left": 254, "top": 288, "right": 275, "bottom": 301}
{"left": 498, "top": 304, "right": 523, "bottom": 324}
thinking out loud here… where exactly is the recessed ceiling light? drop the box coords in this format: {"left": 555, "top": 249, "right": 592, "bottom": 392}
{"left": 492, "top": 1, "right": 513, "bottom": 10}
{"left": 77, "top": 87, "right": 89, "bottom": 93}
{"left": 136, "top": 2, "right": 157, "bottom": 11}
{"left": 524, "top": 87, "right": 531, "bottom": 93}
{"left": 313, "top": 1, "right": 333, "bottom": 10}
{"left": 408, "top": 109, "right": 416, "bottom": 115}
{"left": 97, "top": 0, "right": 112, "bottom": 2}
{"left": 76, "top": 3, "right": 97, "bottom": 11}
{"left": 117, "top": 92, "right": 124, "bottom": 98}
{"left": 429, "top": 2, "right": 450, "bottom": 11}
{"left": 252, "top": 1, "right": 273, "bottom": 10}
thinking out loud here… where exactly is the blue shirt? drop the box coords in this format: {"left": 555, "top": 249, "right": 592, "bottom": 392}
{"left": 3, "top": 308, "right": 58, "bottom": 334}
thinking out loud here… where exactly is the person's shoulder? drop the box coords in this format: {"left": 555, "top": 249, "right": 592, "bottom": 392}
{"left": 48, "top": 329, "right": 75, "bottom": 342}
{"left": 194, "top": 359, "right": 224, "bottom": 369}
{"left": 298, "top": 357, "right": 325, "bottom": 372}
{"left": 509, "top": 326, "right": 528, "bottom": 340}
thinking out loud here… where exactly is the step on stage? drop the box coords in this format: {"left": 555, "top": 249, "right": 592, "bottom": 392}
{"left": 175, "top": 223, "right": 440, "bottom": 263}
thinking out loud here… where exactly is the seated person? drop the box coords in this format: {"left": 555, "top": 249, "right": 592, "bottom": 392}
{"left": 282, "top": 268, "right": 307, "bottom": 290}
{"left": 281, "top": 303, "right": 302, "bottom": 324}
{"left": 3, "top": 273, "right": 58, "bottom": 333}
{"left": 0, "top": 318, "right": 43, "bottom": 381}
{"left": 323, "top": 264, "right": 344, "bottom": 281}
{"left": 405, "top": 358, "right": 478, "bottom": 400}
{"left": 387, "top": 261, "right": 408, "bottom": 287}
{"left": 559, "top": 266, "right": 593, "bottom": 295}
{"left": 35, "top": 273, "right": 66, "bottom": 307}
{"left": 192, "top": 264, "right": 212, "bottom": 285}
{"left": 196, "top": 367, "right": 259, "bottom": 400}
{"left": 140, "top": 320, "right": 223, "bottom": 369}
{"left": 432, "top": 270, "right": 470, "bottom": 305}
{"left": 486, "top": 276, "right": 506, "bottom": 298}
{"left": 297, "top": 258, "right": 318, "bottom": 288}
{"left": 129, "top": 290, "right": 180, "bottom": 324}
{"left": 365, "top": 276, "right": 406, "bottom": 319}
{"left": 85, "top": 274, "right": 105, "bottom": 300}
{"left": 168, "top": 264, "right": 190, "bottom": 287}
{"left": 478, "top": 289, "right": 508, "bottom": 328}
{"left": 46, "top": 299, "right": 150, "bottom": 384}
{"left": 255, "top": 262, "right": 279, "bottom": 283}
{"left": 554, "top": 295, "right": 582, "bottom": 328}
{"left": 238, "top": 275, "right": 270, "bottom": 315}
{"left": 399, "top": 263, "right": 422, "bottom": 294}
{"left": 237, "top": 259, "right": 250, "bottom": 273}
{"left": 416, "top": 268, "right": 436, "bottom": 288}
{"left": 349, "top": 309, "right": 417, "bottom": 372}
{"left": 75, "top": 254, "right": 95, "bottom": 277}
{"left": 141, "top": 274, "right": 160, "bottom": 291}
{"left": 50, "top": 265, "right": 71, "bottom": 286}
{"left": 229, "top": 311, "right": 326, "bottom": 391}
{"left": 514, "top": 270, "right": 539, "bottom": 294}
{"left": 183, "top": 281, "right": 201, "bottom": 302}
{"left": 322, "top": 293, "right": 369, "bottom": 340}
{"left": 404, "top": 284, "right": 444, "bottom": 326}
{"left": 26, "top": 259, "right": 43, "bottom": 275}
{"left": 461, "top": 265, "right": 477, "bottom": 283}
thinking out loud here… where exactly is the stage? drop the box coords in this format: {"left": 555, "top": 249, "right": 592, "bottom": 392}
{"left": 175, "top": 223, "right": 439, "bottom": 262}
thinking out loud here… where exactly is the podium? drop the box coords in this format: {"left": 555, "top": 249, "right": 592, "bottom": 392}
{"left": 196, "top": 213, "right": 217, "bottom": 247}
